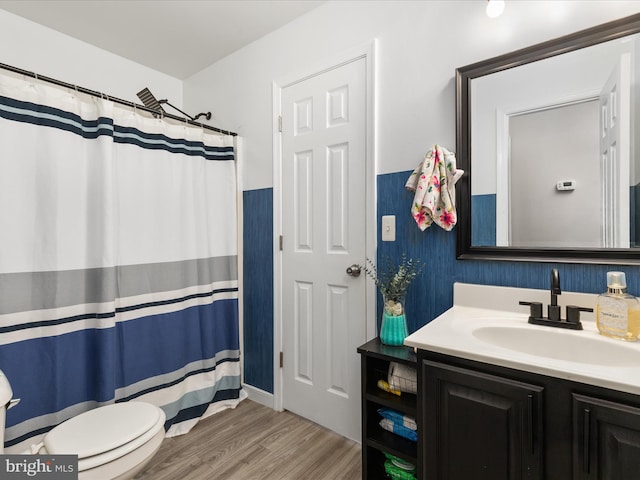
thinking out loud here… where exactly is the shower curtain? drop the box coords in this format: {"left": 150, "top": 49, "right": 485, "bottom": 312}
{"left": 0, "top": 72, "right": 242, "bottom": 452}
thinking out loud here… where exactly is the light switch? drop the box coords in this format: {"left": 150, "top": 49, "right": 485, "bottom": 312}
{"left": 381, "top": 215, "right": 396, "bottom": 241}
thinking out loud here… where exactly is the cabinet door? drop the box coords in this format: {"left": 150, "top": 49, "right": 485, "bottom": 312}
{"left": 573, "top": 393, "right": 640, "bottom": 480}
{"left": 421, "top": 360, "right": 543, "bottom": 480}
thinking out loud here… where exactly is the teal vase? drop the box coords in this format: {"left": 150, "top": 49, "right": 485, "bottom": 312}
{"left": 380, "top": 296, "right": 408, "bottom": 346}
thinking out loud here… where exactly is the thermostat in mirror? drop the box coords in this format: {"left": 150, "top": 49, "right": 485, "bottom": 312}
{"left": 556, "top": 180, "right": 575, "bottom": 191}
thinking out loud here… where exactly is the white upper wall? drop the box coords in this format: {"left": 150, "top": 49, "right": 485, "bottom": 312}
{"left": 0, "top": 9, "right": 182, "bottom": 107}
{"left": 183, "top": 0, "right": 640, "bottom": 191}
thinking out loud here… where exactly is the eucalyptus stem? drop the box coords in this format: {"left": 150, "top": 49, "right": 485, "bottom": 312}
{"left": 360, "top": 255, "right": 425, "bottom": 311}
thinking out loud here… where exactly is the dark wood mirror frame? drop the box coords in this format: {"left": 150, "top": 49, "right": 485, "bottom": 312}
{"left": 456, "top": 13, "right": 640, "bottom": 265}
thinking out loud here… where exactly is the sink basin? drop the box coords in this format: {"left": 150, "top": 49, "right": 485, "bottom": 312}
{"left": 472, "top": 326, "right": 638, "bottom": 366}
{"left": 404, "top": 285, "right": 640, "bottom": 395}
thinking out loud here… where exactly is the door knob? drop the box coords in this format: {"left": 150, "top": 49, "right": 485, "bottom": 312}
{"left": 346, "top": 264, "right": 361, "bottom": 277}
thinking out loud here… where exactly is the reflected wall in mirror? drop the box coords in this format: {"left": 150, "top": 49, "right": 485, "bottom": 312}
{"left": 457, "top": 13, "right": 640, "bottom": 263}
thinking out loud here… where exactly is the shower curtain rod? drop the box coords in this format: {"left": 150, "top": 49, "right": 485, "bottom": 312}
{"left": 0, "top": 62, "right": 238, "bottom": 137}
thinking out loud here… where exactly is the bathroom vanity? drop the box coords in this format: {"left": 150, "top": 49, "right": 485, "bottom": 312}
{"left": 404, "top": 283, "right": 640, "bottom": 480}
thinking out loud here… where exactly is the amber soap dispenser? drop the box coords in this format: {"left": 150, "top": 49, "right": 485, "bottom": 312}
{"left": 596, "top": 271, "right": 640, "bottom": 341}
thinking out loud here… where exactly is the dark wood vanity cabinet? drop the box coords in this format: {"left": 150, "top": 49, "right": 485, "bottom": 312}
{"left": 418, "top": 350, "right": 640, "bottom": 480}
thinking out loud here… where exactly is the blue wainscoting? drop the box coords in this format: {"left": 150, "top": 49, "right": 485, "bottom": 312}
{"left": 242, "top": 188, "right": 274, "bottom": 393}
{"left": 242, "top": 175, "right": 640, "bottom": 393}
{"left": 377, "top": 171, "right": 640, "bottom": 334}
{"left": 471, "top": 194, "right": 496, "bottom": 246}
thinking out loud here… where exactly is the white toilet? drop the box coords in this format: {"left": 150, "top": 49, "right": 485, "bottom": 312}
{"left": 0, "top": 370, "right": 166, "bottom": 480}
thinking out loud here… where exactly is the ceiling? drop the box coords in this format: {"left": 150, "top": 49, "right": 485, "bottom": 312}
{"left": 0, "top": 0, "right": 326, "bottom": 79}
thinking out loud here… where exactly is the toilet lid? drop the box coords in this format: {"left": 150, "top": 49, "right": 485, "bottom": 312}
{"left": 44, "top": 402, "right": 163, "bottom": 459}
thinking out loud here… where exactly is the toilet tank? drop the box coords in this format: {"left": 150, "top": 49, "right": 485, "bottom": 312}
{"left": 0, "top": 370, "right": 14, "bottom": 454}
{"left": 0, "top": 370, "right": 13, "bottom": 407}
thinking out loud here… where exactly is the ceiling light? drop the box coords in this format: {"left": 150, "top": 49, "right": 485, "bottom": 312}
{"left": 486, "top": 0, "right": 505, "bottom": 18}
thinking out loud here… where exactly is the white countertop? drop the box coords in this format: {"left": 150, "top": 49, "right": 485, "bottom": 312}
{"left": 404, "top": 283, "right": 640, "bottom": 395}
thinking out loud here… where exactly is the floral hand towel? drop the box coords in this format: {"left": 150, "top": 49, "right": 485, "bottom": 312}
{"left": 405, "top": 144, "right": 464, "bottom": 231}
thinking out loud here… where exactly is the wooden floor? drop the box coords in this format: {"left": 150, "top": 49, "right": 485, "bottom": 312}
{"left": 136, "top": 399, "right": 362, "bottom": 480}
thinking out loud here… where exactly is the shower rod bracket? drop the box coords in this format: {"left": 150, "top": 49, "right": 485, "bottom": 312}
{"left": 137, "top": 87, "right": 212, "bottom": 124}
{"left": 158, "top": 99, "right": 211, "bottom": 123}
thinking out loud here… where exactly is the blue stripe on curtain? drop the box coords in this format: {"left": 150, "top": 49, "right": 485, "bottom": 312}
{"left": 0, "top": 95, "right": 234, "bottom": 160}
{"left": 115, "top": 299, "right": 239, "bottom": 388}
{"left": 2, "top": 299, "right": 239, "bottom": 448}
{"left": 0, "top": 72, "right": 242, "bottom": 452}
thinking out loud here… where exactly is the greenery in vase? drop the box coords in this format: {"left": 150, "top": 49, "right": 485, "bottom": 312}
{"left": 362, "top": 255, "right": 425, "bottom": 316}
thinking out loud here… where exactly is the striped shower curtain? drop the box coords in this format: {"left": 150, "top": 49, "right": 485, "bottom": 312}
{"left": 0, "top": 72, "right": 243, "bottom": 452}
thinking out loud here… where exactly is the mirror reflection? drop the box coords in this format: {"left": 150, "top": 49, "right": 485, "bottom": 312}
{"left": 470, "top": 31, "right": 639, "bottom": 250}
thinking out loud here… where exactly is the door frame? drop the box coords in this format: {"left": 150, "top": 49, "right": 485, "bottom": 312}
{"left": 272, "top": 41, "right": 377, "bottom": 412}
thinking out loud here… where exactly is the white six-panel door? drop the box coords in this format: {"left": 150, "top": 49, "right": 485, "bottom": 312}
{"left": 280, "top": 57, "right": 367, "bottom": 441}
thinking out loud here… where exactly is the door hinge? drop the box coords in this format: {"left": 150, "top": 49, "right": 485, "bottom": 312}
{"left": 278, "top": 115, "right": 282, "bottom": 133}
{"left": 279, "top": 235, "right": 283, "bottom": 251}
{"left": 279, "top": 351, "right": 284, "bottom": 368}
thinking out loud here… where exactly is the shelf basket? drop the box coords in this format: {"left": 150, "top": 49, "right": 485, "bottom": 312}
{"left": 373, "top": 362, "right": 417, "bottom": 396}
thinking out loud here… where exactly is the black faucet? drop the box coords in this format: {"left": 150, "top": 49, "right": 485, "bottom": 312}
{"left": 548, "top": 268, "right": 561, "bottom": 321}
{"left": 519, "top": 268, "right": 592, "bottom": 330}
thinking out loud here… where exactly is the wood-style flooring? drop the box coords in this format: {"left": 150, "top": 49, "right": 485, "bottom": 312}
{"left": 136, "top": 399, "right": 362, "bottom": 480}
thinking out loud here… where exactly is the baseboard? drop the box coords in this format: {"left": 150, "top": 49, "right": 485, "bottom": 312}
{"left": 242, "top": 383, "right": 274, "bottom": 409}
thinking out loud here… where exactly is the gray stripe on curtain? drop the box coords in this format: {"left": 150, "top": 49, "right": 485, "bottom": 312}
{"left": 0, "top": 256, "right": 237, "bottom": 315}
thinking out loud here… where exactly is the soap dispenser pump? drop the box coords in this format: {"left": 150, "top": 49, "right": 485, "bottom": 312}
{"left": 596, "top": 271, "right": 640, "bottom": 342}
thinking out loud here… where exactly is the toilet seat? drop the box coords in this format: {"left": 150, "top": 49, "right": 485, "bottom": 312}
{"left": 44, "top": 402, "right": 166, "bottom": 472}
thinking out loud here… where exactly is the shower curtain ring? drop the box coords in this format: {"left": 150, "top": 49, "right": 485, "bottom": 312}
{"left": 31, "top": 72, "right": 39, "bottom": 89}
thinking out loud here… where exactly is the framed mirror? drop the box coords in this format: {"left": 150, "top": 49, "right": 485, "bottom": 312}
{"left": 456, "top": 13, "right": 640, "bottom": 264}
